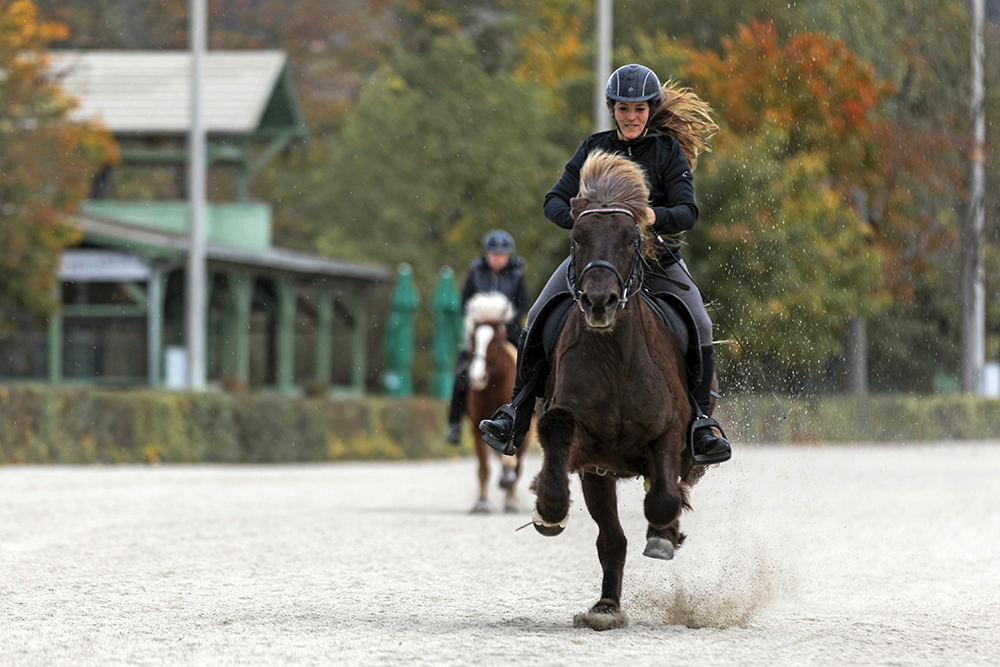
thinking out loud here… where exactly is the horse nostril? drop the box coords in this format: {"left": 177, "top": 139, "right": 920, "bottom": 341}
{"left": 580, "top": 294, "right": 593, "bottom": 311}
{"left": 605, "top": 293, "right": 620, "bottom": 311}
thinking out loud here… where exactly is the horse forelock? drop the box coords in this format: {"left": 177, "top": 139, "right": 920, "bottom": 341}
{"left": 464, "top": 292, "right": 514, "bottom": 340}
{"left": 576, "top": 150, "right": 657, "bottom": 259}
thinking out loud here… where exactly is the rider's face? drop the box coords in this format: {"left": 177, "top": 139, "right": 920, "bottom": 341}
{"left": 614, "top": 101, "right": 650, "bottom": 141}
{"left": 486, "top": 252, "right": 510, "bottom": 272}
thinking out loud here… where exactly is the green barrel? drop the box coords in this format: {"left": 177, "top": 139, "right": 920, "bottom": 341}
{"left": 431, "top": 266, "right": 464, "bottom": 399}
{"left": 382, "top": 263, "right": 420, "bottom": 396}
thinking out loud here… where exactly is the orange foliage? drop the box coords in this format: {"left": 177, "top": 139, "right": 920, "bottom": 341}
{"left": 685, "top": 20, "right": 890, "bottom": 183}
{"left": 514, "top": 0, "right": 588, "bottom": 91}
{"left": 0, "top": 1, "right": 118, "bottom": 317}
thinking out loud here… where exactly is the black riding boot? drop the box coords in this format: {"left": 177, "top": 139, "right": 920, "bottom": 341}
{"left": 690, "top": 345, "right": 732, "bottom": 465}
{"left": 446, "top": 351, "right": 471, "bottom": 445}
{"left": 479, "top": 333, "right": 545, "bottom": 456}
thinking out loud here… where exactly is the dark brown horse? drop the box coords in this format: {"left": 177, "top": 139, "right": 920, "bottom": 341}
{"left": 530, "top": 150, "right": 711, "bottom": 630}
{"left": 464, "top": 293, "right": 528, "bottom": 513}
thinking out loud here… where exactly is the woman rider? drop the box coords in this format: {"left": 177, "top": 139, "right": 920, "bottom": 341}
{"left": 446, "top": 230, "right": 529, "bottom": 444}
{"left": 479, "top": 63, "right": 731, "bottom": 465}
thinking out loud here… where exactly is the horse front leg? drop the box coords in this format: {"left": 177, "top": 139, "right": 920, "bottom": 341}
{"left": 572, "top": 471, "right": 629, "bottom": 630}
{"left": 532, "top": 406, "right": 574, "bottom": 536}
{"left": 642, "top": 433, "right": 686, "bottom": 560}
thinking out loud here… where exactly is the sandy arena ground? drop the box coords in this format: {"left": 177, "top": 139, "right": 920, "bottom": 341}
{"left": 1, "top": 442, "right": 998, "bottom": 666}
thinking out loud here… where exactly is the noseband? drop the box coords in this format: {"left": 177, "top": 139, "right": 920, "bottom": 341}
{"left": 566, "top": 208, "right": 644, "bottom": 310}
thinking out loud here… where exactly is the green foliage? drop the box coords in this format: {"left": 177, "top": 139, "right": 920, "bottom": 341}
{"left": 0, "top": 385, "right": 458, "bottom": 464}
{"left": 310, "top": 34, "right": 565, "bottom": 285}
{"left": 689, "top": 129, "right": 888, "bottom": 372}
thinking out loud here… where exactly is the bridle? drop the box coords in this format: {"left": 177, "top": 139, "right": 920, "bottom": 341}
{"left": 566, "top": 207, "right": 645, "bottom": 310}
{"left": 470, "top": 323, "right": 503, "bottom": 380}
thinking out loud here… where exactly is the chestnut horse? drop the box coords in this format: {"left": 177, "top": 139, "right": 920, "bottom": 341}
{"left": 530, "top": 151, "right": 711, "bottom": 630}
{"left": 464, "top": 292, "right": 527, "bottom": 513}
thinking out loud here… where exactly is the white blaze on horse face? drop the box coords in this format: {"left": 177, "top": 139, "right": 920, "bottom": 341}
{"left": 468, "top": 324, "right": 495, "bottom": 390}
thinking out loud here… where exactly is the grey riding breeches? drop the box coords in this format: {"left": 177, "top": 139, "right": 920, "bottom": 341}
{"left": 525, "top": 256, "right": 714, "bottom": 346}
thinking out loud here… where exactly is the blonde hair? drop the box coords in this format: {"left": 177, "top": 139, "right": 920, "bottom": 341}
{"left": 650, "top": 80, "right": 717, "bottom": 169}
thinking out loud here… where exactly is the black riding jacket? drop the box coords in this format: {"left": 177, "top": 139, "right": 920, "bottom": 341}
{"left": 461, "top": 256, "right": 529, "bottom": 342}
{"left": 544, "top": 129, "right": 697, "bottom": 265}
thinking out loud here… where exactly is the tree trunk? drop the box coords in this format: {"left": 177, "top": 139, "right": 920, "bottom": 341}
{"left": 845, "top": 316, "right": 868, "bottom": 395}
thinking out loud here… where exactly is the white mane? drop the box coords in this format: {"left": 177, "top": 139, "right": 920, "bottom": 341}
{"left": 464, "top": 292, "right": 515, "bottom": 339}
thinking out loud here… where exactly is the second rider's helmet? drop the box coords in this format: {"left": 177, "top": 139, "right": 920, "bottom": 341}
{"left": 482, "top": 229, "right": 515, "bottom": 254}
{"left": 605, "top": 64, "right": 662, "bottom": 110}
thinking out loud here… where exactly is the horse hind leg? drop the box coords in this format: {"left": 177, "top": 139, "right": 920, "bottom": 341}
{"left": 572, "top": 472, "right": 629, "bottom": 630}
{"left": 532, "top": 406, "right": 574, "bottom": 536}
{"left": 499, "top": 452, "right": 521, "bottom": 512}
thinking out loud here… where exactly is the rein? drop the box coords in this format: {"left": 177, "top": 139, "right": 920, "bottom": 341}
{"left": 566, "top": 208, "right": 644, "bottom": 310}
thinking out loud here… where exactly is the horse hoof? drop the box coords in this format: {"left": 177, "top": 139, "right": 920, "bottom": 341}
{"left": 531, "top": 506, "right": 567, "bottom": 536}
{"left": 533, "top": 523, "right": 564, "bottom": 536}
{"left": 504, "top": 503, "right": 518, "bottom": 514}
{"left": 643, "top": 536, "right": 675, "bottom": 560}
{"left": 470, "top": 499, "right": 490, "bottom": 514}
{"left": 498, "top": 468, "right": 517, "bottom": 490}
{"left": 573, "top": 600, "right": 629, "bottom": 631}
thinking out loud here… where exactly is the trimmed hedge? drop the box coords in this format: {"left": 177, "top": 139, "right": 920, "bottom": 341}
{"left": 0, "top": 385, "right": 457, "bottom": 464}
{"left": 716, "top": 394, "right": 1000, "bottom": 443}
{"left": 3, "top": 385, "right": 1000, "bottom": 464}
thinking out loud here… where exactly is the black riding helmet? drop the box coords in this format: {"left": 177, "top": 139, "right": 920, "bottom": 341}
{"left": 483, "top": 229, "right": 515, "bottom": 254}
{"left": 606, "top": 65, "right": 662, "bottom": 139}
{"left": 605, "top": 63, "right": 662, "bottom": 108}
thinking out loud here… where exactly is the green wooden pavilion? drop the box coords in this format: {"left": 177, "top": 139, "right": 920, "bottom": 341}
{"left": 14, "top": 50, "right": 391, "bottom": 393}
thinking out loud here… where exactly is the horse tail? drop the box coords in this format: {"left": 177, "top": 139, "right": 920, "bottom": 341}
{"left": 649, "top": 80, "right": 717, "bottom": 170}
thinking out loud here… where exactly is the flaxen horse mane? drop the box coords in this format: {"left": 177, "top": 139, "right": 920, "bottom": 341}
{"left": 464, "top": 292, "right": 514, "bottom": 340}
{"left": 573, "top": 150, "right": 658, "bottom": 261}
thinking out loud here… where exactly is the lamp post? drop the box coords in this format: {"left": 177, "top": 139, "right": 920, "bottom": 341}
{"left": 185, "top": 0, "right": 208, "bottom": 389}
{"left": 593, "top": 0, "right": 612, "bottom": 134}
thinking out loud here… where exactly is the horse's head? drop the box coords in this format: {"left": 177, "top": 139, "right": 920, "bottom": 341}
{"left": 464, "top": 292, "right": 515, "bottom": 390}
{"left": 568, "top": 150, "right": 657, "bottom": 331}
{"left": 468, "top": 321, "right": 508, "bottom": 390}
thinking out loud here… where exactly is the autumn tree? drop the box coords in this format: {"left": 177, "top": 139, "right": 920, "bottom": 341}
{"left": 621, "top": 23, "right": 892, "bottom": 390}
{"left": 0, "top": 0, "right": 118, "bottom": 322}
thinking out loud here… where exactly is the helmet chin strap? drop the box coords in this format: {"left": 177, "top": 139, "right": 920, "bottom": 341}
{"left": 614, "top": 122, "right": 649, "bottom": 143}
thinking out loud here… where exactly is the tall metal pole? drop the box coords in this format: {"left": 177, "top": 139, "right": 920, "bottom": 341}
{"left": 593, "top": 0, "right": 612, "bottom": 134}
{"left": 961, "top": 0, "right": 985, "bottom": 394}
{"left": 185, "top": 0, "right": 208, "bottom": 389}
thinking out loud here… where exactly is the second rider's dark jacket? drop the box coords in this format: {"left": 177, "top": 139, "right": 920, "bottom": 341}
{"left": 461, "top": 256, "right": 530, "bottom": 342}
{"left": 543, "top": 129, "right": 697, "bottom": 265}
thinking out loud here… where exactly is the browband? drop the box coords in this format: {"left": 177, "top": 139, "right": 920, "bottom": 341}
{"left": 577, "top": 207, "right": 635, "bottom": 220}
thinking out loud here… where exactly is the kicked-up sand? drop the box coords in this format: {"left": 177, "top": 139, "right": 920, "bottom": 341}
{"left": 1, "top": 442, "right": 998, "bottom": 666}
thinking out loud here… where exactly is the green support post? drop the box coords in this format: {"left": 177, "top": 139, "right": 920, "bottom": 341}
{"left": 316, "top": 288, "right": 333, "bottom": 387}
{"left": 230, "top": 272, "right": 254, "bottom": 384}
{"left": 147, "top": 267, "right": 166, "bottom": 386}
{"left": 206, "top": 274, "right": 218, "bottom": 380}
{"left": 431, "top": 266, "right": 464, "bottom": 399}
{"left": 351, "top": 286, "right": 367, "bottom": 393}
{"left": 276, "top": 277, "right": 296, "bottom": 394}
{"left": 47, "top": 283, "right": 63, "bottom": 384}
{"left": 382, "top": 264, "right": 419, "bottom": 396}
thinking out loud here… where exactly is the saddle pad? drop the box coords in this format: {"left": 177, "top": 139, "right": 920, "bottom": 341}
{"left": 523, "top": 290, "right": 703, "bottom": 388}
{"left": 639, "top": 290, "right": 702, "bottom": 388}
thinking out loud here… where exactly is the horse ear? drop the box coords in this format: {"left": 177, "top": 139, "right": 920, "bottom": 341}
{"left": 570, "top": 196, "right": 591, "bottom": 221}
